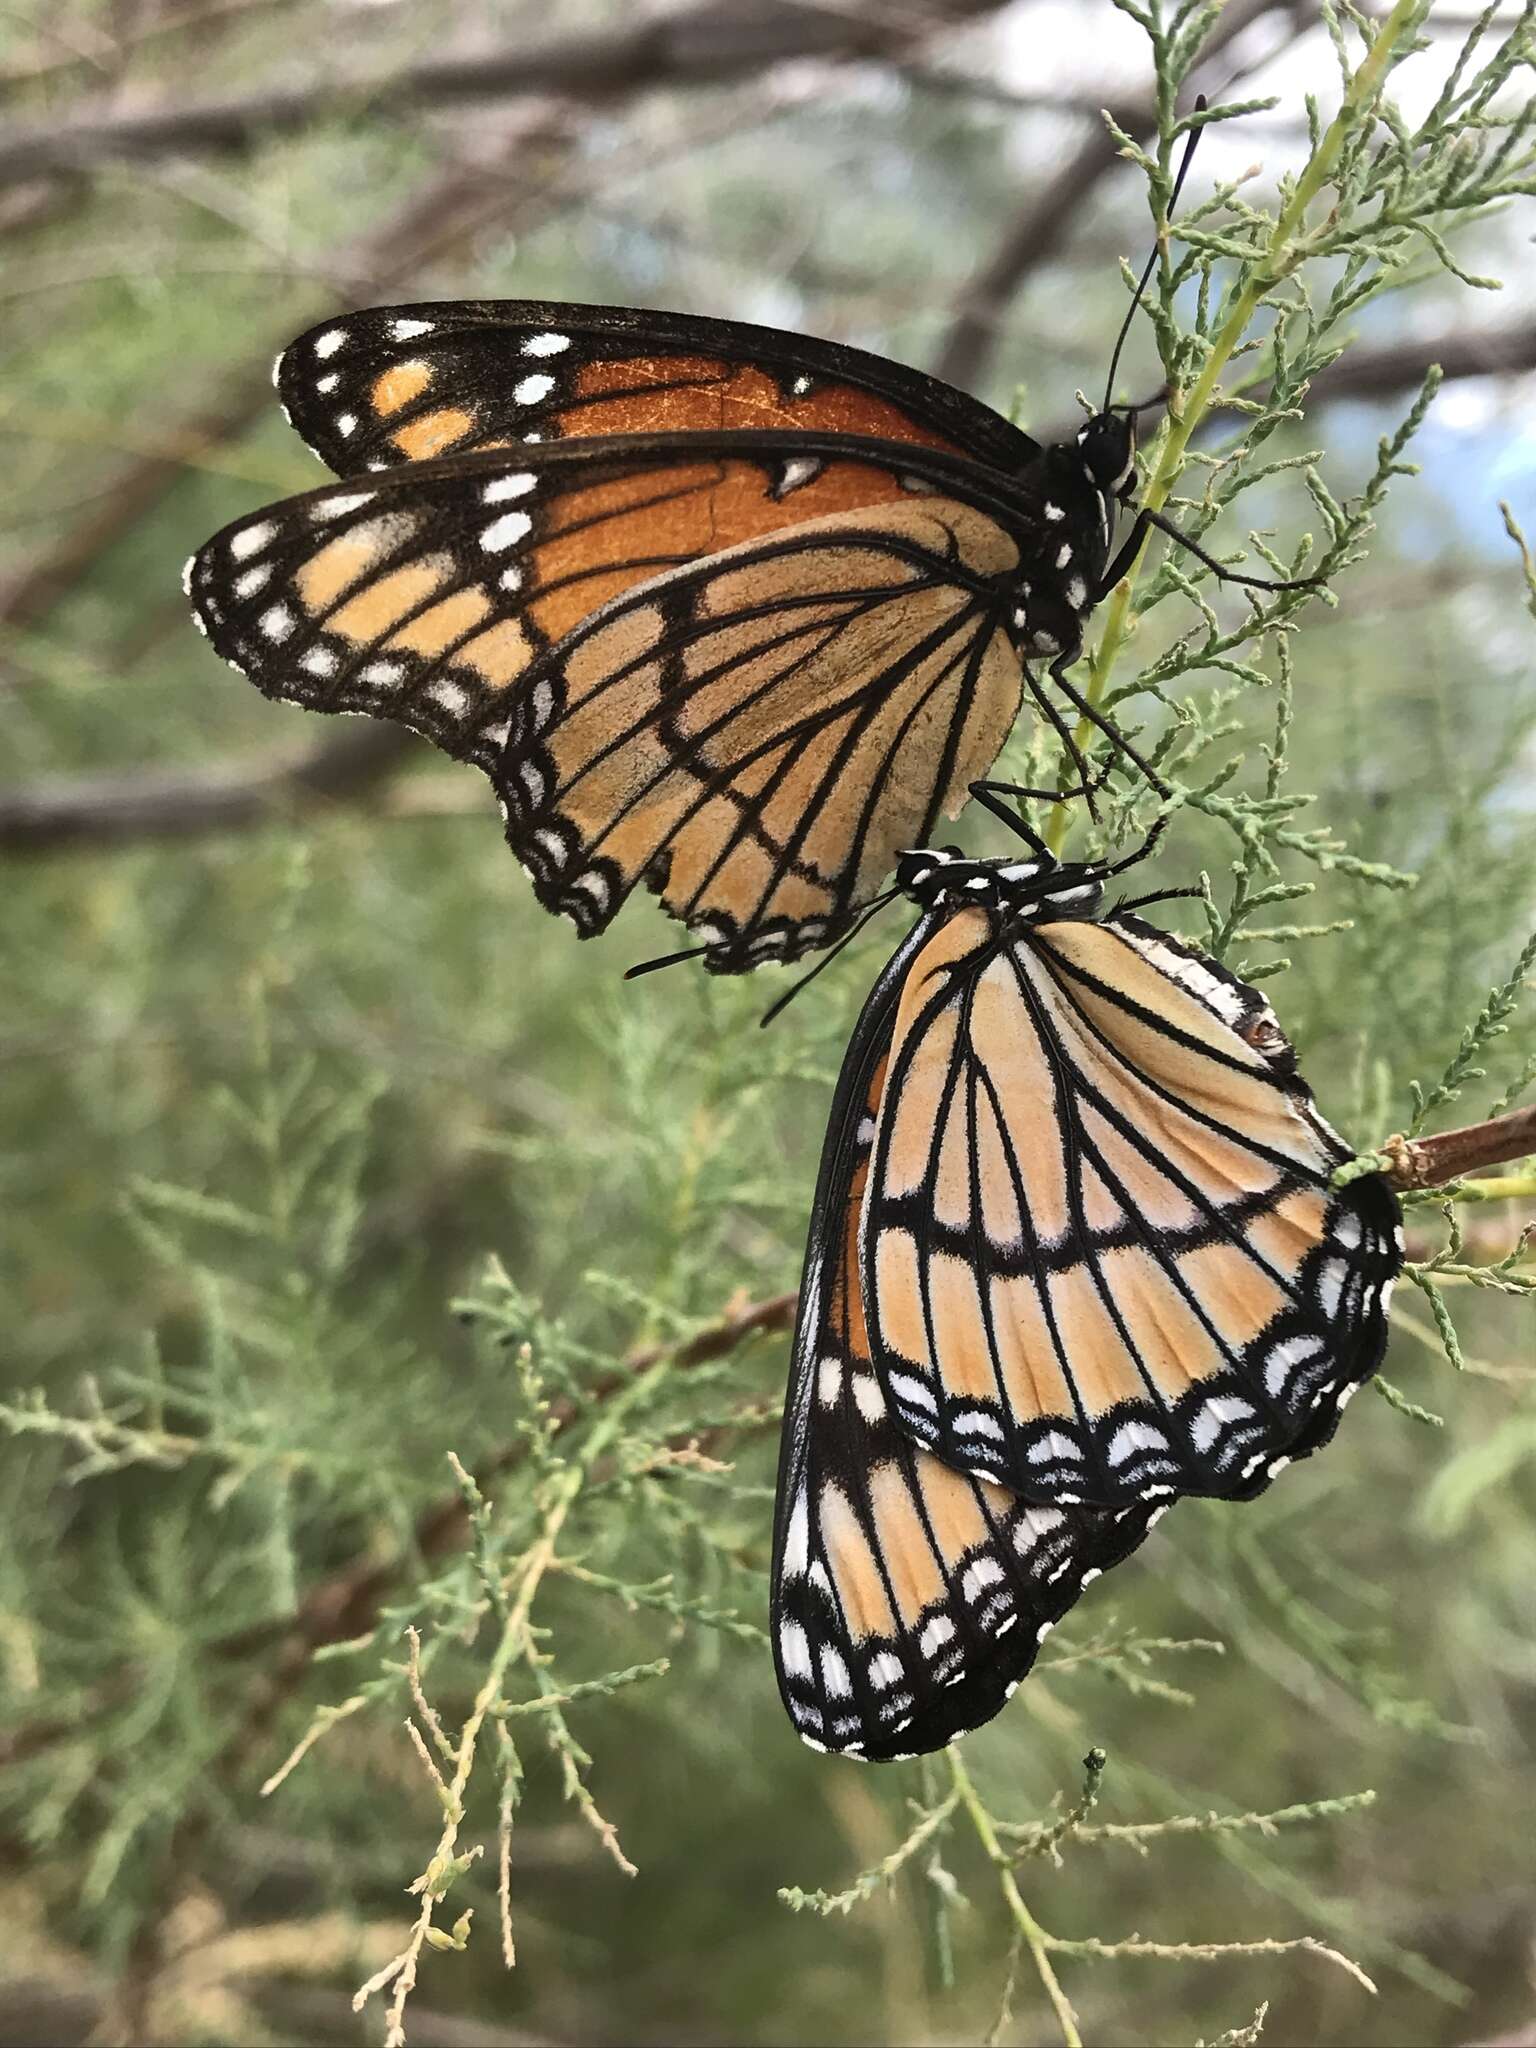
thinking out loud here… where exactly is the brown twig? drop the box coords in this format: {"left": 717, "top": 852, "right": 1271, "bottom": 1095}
{"left": 0, "top": 123, "right": 575, "bottom": 637}
{"left": 212, "top": 1291, "right": 795, "bottom": 1749}
{"left": 1380, "top": 1106, "right": 1536, "bottom": 1192}
{"left": 0, "top": 0, "right": 314, "bottom": 100}
{"left": 0, "top": 0, "right": 1006, "bottom": 191}
{"left": 81, "top": 1282, "right": 793, "bottom": 2043}
{"left": 933, "top": 0, "right": 1283, "bottom": 392}
{"left": 0, "top": 726, "right": 418, "bottom": 852}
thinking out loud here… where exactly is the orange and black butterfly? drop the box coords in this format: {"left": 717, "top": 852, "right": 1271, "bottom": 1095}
{"left": 771, "top": 916, "right": 1162, "bottom": 1759}
{"left": 184, "top": 296, "right": 1292, "bottom": 975}
{"left": 770, "top": 793, "right": 1402, "bottom": 1755}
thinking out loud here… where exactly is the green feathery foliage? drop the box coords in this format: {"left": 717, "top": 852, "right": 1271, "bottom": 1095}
{"left": 1, "top": 2, "right": 1534, "bottom": 2045}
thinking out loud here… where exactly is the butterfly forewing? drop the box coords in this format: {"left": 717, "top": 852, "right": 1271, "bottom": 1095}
{"left": 861, "top": 910, "right": 1402, "bottom": 1506}
{"left": 276, "top": 300, "right": 1040, "bottom": 480}
{"left": 188, "top": 438, "right": 1029, "bottom": 969}
{"left": 771, "top": 922, "right": 1159, "bottom": 1761}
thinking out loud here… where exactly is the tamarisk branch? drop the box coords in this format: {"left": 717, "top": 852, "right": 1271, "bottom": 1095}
{"left": 1378, "top": 1105, "right": 1536, "bottom": 1194}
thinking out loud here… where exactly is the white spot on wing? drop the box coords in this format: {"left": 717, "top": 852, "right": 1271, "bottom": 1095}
{"left": 919, "top": 1616, "right": 955, "bottom": 1657}
{"left": 1190, "top": 1396, "right": 1257, "bottom": 1456}
{"left": 962, "top": 1559, "right": 1004, "bottom": 1601}
{"left": 513, "top": 373, "right": 555, "bottom": 405}
{"left": 481, "top": 511, "right": 533, "bottom": 552}
{"left": 783, "top": 1493, "right": 810, "bottom": 1578}
{"left": 1107, "top": 1419, "right": 1169, "bottom": 1467}
{"left": 1264, "top": 1335, "right": 1322, "bottom": 1397}
{"left": 886, "top": 1371, "right": 936, "bottom": 1414}
{"left": 777, "top": 456, "right": 821, "bottom": 494}
{"left": 850, "top": 1372, "right": 883, "bottom": 1423}
{"left": 313, "top": 491, "right": 376, "bottom": 522}
{"left": 1316, "top": 1257, "right": 1347, "bottom": 1320}
{"left": 313, "top": 328, "right": 347, "bottom": 358}
{"left": 779, "top": 1621, "right": 812, "bottom": 1681}
{"left": 820, "top": 1646, "right": 852, "bottom": 1698}
{"left": 230, "top": 522, "right": 276, "bottom": 560}
{"left": 388, "top": 316, "right": 434, "bottom": 340}
{"left": 522, "top": 332, "right": 571, "bottom": 356}
{"left": 483, "top": 472, "right": 536, "bottom": 503}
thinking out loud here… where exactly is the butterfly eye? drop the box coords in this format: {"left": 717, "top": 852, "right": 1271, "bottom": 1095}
{"left": 1076, "top": 412, "right": 1137, "bottom": 491}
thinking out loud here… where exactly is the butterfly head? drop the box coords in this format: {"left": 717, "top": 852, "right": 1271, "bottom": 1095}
{"left": 895, "top": 846, "right": 1107, "bottom": 924}
{"left": 1075, "top": 410, "right": 1138, "bottom": 499}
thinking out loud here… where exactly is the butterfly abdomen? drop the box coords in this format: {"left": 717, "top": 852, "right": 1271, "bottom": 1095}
{"left": 1009, "top": 443, "right": 1117, "bottom": 662}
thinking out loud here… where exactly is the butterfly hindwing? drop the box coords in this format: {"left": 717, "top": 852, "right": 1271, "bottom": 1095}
{"left": 187, "top": 437, "right": 1030, "bottom": 968}
{"left": 771, "top": 919, "right": 1159, "bottom": 1761}
{"left": 275, "top": 300, "right": 1040, "bottom": 480}
{"left": 508, "top": 493, "right": 1027, "bottom": 968}
{"left": 861, "top": 908, "right": 1402, "bottom": 1506}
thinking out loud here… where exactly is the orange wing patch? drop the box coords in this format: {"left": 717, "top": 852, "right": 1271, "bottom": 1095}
{"left": 391, "top": 408, "right": 477, "bottom": 461}
{"left": 371, "top": 360, "right": 433, "bottom": 417}
{"left": 861, "top": 904, "right": 1401, "bottom": 1506}
{"left": 506, "top": 497, "right": 1023, "bottom": 968}
{"left": 558, "top": 353, "right": 966, "bottom": 453}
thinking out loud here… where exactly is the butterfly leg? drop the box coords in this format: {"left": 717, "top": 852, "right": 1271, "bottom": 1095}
{"left": 1095, "top": 509, "right": 1153, "bottom": 600}
{"left": 757, "top": 888, "right": 903, "bottom": 1027}
{"left": 1099, "top": 507, "right": 1320, "bottom": 599}
{"left": 1114, "top": 882, "right": 1203, "bottom": 914}
{"left": 969, "top": 780, "right": 1068, "bottom": 857}
{"left": 1016, "top": 661, "right": 1106, "bottom": 822}
{"left": 1141, "top": 507, "right": 1321, "bottom": 592}
{"left": 1044, "top": 651, "right": 1172, "bottom": 799}
{"left": 624, "top": 942, "right": 713, "bottom": 981}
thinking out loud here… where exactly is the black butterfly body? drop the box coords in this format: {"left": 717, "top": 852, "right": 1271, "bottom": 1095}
{"left": 188, "top": 301, "right": 1146, "bottom": 973}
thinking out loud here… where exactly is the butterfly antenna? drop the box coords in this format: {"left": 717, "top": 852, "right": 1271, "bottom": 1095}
{"left": 758, "top": 891, "right": 901, "bottom": 1029}
{"left": 1102, "top": 93, "right": 1208, "bottom": 412}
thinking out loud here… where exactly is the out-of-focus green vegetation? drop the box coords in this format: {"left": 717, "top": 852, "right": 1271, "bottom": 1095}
{"left": 1, "top": 3, "right": 1533, "bottom": 2045}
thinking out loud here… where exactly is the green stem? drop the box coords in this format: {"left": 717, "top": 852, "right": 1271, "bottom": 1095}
{"left": 1044, "top": 0, "right": 1424, "bottom": 854}
{"left": 949, "top": 1749, "right": 1082, "bottom": 2048}
{"left": 1449, "top": 1175, "right": 1536, "bottom": 1202}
